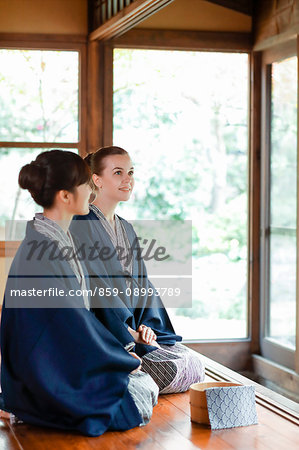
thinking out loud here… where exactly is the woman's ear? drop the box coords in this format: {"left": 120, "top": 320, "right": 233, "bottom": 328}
{"left": 57, "top": 190, "right": 71, "bottom": 204}
{"left": 92, "top": 173, "right": 102, "bottom": 189}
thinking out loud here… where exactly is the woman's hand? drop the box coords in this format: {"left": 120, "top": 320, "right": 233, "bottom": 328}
{"left": 137, "top": 325, "right": 161, "bottom": 348}
{"left": 137, "top": 324, "right": 157, "bottom": 345}
{"left": 128, "top": 325, "right": 161, "bottom": 347}
{"left": 129, "top": 352, "right": 142, "bottom": 374}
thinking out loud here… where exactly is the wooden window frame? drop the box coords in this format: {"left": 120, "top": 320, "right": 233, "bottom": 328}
{"left": 0, "top": 33, "right": 88, "bottom": 256}
{"left": 260, "top": 39, "right": 298, "bottom": 372}
{"left": 97, "top": 28, "right": 257, "bottom": 367}
{"left": 0, "top": 33, "right": 87, "bottom": 154}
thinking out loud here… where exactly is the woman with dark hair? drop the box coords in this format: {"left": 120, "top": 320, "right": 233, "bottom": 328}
{"left": 71, "top": 146, "right": 205, "bottom": 394}
{"left": 0, "top": 150, "right": 158, "bottom": 436}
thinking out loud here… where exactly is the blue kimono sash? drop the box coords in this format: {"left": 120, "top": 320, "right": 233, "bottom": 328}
{"left": 71, "top": 211, "right": 182, "bottom": 356}
{"left": 0, "top": 221, "right": 142, "bottom": 436}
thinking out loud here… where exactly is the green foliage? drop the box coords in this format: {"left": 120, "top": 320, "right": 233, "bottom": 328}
{"left": 0, "top": 50, "right": 79, "bottom": 229}
{"left": 218, "top": 297, "right": 246, "bottom": 320}
{"left": 176, "top": 300, "right": 210, "bottom": 319}
{"left": 113, "top": 49, "right": 249, "bottom": 324}
{"left": 132, "top": 150, "right": 201, "bottom": 221}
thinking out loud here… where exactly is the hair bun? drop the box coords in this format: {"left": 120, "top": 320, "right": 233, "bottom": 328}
{"left": 84, "top": 153, "right": 94, "bottom": 168}
{"left": 18, "top": 161, "right": 47, "bottom": 205}
{"left": 18, "top": 149, "right": 91, "bottom": 208}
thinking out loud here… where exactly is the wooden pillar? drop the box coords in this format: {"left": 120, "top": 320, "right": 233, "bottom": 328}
{"left": 249, "top": 50, "right": 262, "bottom": 356}
{"left": 87, "top": 40, "right": 103, "bottom": 153}
{"left": 86, "top": 40, "right": 113, "bottom": 153}
{"left": 103, "top": 42, "right": 113, "bottom": 146}
{"left": 296, "top": 35, "right": 299, "bottom": 374}
{"left": 78, "top": 43, "right": 88, "bottom": 157}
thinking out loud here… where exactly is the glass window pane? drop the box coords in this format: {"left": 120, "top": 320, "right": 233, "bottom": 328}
{"left": 268, "top": 56, "right": 297, "bottom": 350}
{"left": 0, "top": 148, "right": 78, "bottom": 240}
{"left": 0, "top": 50, "right": 79, "bottom": 143}
{"left": 271, "top": 57, "right": 297, "bottom": 228}
{"left": 269, "top": 233, "right": 296, "bottom": 349}
{"left": 113, "top": 49, "right": 248, "bottom": 339}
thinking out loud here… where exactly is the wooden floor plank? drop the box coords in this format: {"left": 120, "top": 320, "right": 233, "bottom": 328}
{"left": 162, "top": 374, "right": 216, "bottom": 415}
{"left": 7, "top": 423, "right": 99, "bottom": 450}
{"left": 158, "top": 396, "right": 234, "bottom": 450}
{"left": 0, "top": 420, "right": 22, "bottom": 450}
{"left": 96, "top": 425, "right": 164, "bottom": 450}
{"left": 160, "top": 388, "right": 299, "bottom": 450}
{"left": 161, "top": 392, "right": 190, "bottom": 415}
{"left": 3, "top": 386, "right": 299, "bottom": 450}
{"left": 256, "top": 405, "right": 299, "bottom": 436}
{"left": 162, "top": 392, "right": 266, "bottom": 450}
{"left": 136, "top": 398, "right": 199, "bottom": 450}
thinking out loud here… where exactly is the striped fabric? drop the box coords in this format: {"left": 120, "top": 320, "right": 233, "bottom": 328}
{"left": 33, "top": 213, "right": 90, "bottom": 309}
{"left": 127, "top": 371, "right": 159, "bottom": 426}
{"left": 89, "top": 204, "right": 133, "bottom": 274}
{"left": 141, "top": 343, "right": 205, "bottom": 394}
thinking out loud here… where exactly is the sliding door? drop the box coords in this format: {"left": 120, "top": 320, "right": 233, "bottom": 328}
{"left": 261, "top": 45, "right": 297, "bottom": 369}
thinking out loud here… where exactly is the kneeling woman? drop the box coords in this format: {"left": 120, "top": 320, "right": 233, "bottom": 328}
{"left": 0, "top": 150, "right": 158, "bottom": 436}
{"left": 72, "top": 146, "right": 205, "bottom": 394}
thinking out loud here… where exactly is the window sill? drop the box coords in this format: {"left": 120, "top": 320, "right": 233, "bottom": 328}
{"left": 192, "top": 350, "right": 299, "bottom": 426}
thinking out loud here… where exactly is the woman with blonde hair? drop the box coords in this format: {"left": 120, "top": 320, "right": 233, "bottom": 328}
{"left": 72, "top": 146, "right": 205, "bottom": 394}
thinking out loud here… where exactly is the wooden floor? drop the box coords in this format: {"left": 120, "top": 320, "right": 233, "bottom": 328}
{"left": 1, "top": 374, "right": 298, "bottom": 450}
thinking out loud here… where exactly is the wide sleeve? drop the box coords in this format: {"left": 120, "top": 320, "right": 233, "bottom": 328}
{"left": 1, "top": 300, "right": 142, "bottom": 436}
{"left": 1, "top": 237, "right": 142, "bottom": 436}
{"left": 71, "top": 214, "right": 136, "bottom": 347}
{"left": 126, "top": 222, "right": 182, "bottom": 350}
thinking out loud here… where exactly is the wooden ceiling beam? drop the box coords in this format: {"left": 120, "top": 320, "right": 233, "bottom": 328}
{"left": 113, "top": 28, "right": 252, "bottom": 52}
{"left": 206, "top": 0, "right": 253, "bottom": 16}
{"left": 89, "top": 0, "right": 175, "bottom": 41}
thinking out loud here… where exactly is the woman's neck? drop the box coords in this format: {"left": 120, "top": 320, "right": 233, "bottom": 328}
{"left": 42, "top": 208, "right": 72, "bottom": 233}
{"left": 92, "top": 197, "right": 118, "bottom": 226}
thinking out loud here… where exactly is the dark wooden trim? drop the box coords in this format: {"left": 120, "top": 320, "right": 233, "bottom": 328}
{"left": 206, "top": 0, "right": 253, "bottom": 16}
{"left": 78, "top": 44, "right": 88, "bottom": 157}
{"left": 0, "top": 33, "right": 87, "bottom": 47}
{"left": 89, "top": 0, "right": 175, "bottom": 41}
{"left": 88, "top": 0, "right": 94, "bottom": 34}
{"left": 87, "top": 41, "right": 104, "bottom": 152}
{"left": 184, "top": 341, "right": 251, "bottom": 372}
{"left": 0, "top": 143, "right": 79, "bottom": 149}
{"left": 249, "top": 51, "right": 261, "bottom": 354}
{"left": 296, "top": 34, "right": 299, "bottom": 375}
{"left": 260, "top": 44, "right": 297, "bottom": 371}
{"left": 103, "top": 43, "right": 114, "bottom": 146}
{"left": 260, "top": 54, "right": 272, "bottom": 364}
{"left": 113, "top": 29, "right": 253, "bottom": 52}
{"left": 264, "top": 62, "right": 272, "bottom": 343}
{"left": 86, "top": 41, "right": 113, "bottom": 152}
